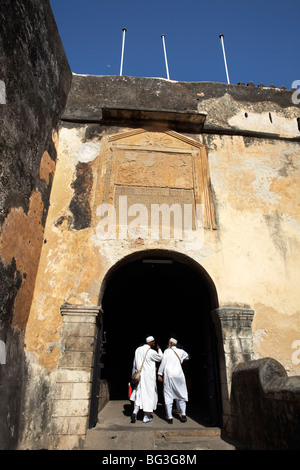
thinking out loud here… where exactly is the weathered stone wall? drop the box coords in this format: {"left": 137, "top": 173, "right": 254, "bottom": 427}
{"left": 0, "top": 0, "right": 72, "bottom": 449}
{"left": 22, "top": 75, "right": 300, "bottom": 448}
{"left": 61, "top": 75, "right": 300, "bottom": 375}
{"left": 231, "top": 358, "right": 300, "bottom": 449}
{"left": 2, "top": 0, "right": 298, "bottom": 451}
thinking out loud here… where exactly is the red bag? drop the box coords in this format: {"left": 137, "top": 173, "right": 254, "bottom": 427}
{"left": 128, "top": 382, "right": 132, "bottom": 399}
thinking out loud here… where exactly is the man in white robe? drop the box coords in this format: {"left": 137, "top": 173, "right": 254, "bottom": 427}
{"left": 158, "top": 338, "right": 189, "bottom": 424}
{"left": 130, "top": 336, "right": 163, "bottom": 423}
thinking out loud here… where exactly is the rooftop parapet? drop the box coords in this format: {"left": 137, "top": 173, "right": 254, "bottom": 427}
{"left": 62, "top": 75, "right": 300, "bottom": 139}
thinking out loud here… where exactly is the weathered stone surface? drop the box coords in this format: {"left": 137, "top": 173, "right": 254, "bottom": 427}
{"left": 0, "top": 0, "right": 71, "bottom": 450}
{"left": 69, "top": 162, "right": 93, "bottom": 230}
{"left": 63, "top": 75, "right": 300, "bottom": 139}
{"left": 46, "top": 304, "right": 99, "bottom": 449}
{"left": 231, "top": 358, "right": 300, "bottom": 449}
{"left": 1, "top": 1, "right": 300, "bottom": 452}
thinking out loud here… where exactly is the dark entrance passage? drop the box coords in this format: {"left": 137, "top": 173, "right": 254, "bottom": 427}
{"left": 91, "top": 251, "right": 222, "bottom": 428}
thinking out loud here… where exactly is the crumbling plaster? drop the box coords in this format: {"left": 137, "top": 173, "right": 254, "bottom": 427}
{"left": 0, "top": 0, "right": 72, "bottom": 450}
{"left": 205, "top": 133, "right": 300, "bottom": 375}
{"left": 19, "top": 73, "right": 300, "bottom": 449}
{"left": 25, "top": 115, "right": 300, "bottom": 376}
{"left": 198, "top": 91, "right": 299, "bottom": 138}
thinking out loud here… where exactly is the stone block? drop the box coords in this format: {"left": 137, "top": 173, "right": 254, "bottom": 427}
{"left": 58, "top": 351, "right": 94, "bottom": 368}
{"left": 68, "top": 416, "right": 89, "bottom": 435}
{"left": 55, "top": 382, "right": 73, "bottom": 400}
{"left": 51, "top": 417, "right": 69, "bottom": 434}
{"left": 56, "top": 368, "right": 92, "bottom": 383}
{"left": 63, "top": 335, "right": 95, "bottom": 352}
{"left": 51, "top": 416, "right": 89, "bottom": 436}
{"left": 52, "top": 399, "right": 90, "bottom": 417}
{"left": 62, "top": 322, "right": 97, "bottom": 338}
{"left": 49, "top": 434, "right": 84, "bottom": 450}
{"left": 62, "top": 314, "right": 97, "bottom": 324}
{"left": 72, "top": 382, "right": 91, "bottom": 400}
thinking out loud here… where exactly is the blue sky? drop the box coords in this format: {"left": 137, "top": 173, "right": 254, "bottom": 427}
{"left": 50, "top": 0, "right": 299, "bottom": 89}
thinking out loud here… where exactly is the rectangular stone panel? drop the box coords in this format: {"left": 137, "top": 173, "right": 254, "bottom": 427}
{"left": 58, "top": 351, "right": 94, "bottom": 368}
{"left": 62, "top": 322, "right": 97, "bottom": 338}
{"left": 52, "top": 399, "right": 90, "bottom": 417}
{"left": 56, "top": 369, "right": 93, "bottom": 384}
{"left": 114, "top": 149, "right": 194, "bottom": 189}
{"left": 113, "top": 185, "right": 197, "bottom": 239}
{"left": 63, "top": 335, "right": 95, "bottom": 352}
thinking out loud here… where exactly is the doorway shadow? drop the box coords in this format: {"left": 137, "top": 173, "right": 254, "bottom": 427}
{"left": 94, "top": 251, "right": 222, "bottom": 429}
{"left": 122, "top": 400, "right": 219, "bottom": 427}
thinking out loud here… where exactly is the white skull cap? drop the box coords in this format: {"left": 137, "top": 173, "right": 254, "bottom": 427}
{"left": 146, "top": 336, "right": 154, "bottom": 342}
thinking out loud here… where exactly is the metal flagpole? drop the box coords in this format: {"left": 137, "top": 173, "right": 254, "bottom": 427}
{"left": 219, "top": 34, "right": 230, "bottom": 84}
{"left": 120, "top": 28, "right": 127, "bottom": 76}
{"left": 161, "top": 34, "right": 170, "bottom": 80}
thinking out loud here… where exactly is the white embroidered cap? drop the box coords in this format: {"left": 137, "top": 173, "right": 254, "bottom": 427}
{"left": 169, "top": 338, "right": 177, "bottom": 345}
{"left": 146, "top": 336, "right": 155, "bottom": 343}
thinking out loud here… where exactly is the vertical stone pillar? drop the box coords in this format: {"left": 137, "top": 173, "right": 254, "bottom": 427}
{"left": 49, "top": 304, "right": 100, "bottom": 450}
{"left": 211, "top": 306, "right": 254, "bottom": 434}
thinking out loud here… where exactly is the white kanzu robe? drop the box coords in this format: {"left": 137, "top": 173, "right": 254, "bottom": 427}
{"left": 131, "top": 344, "right": 163, "bottom": 412}
{"left": 158, "top": 346, "right": 189, "bottom": 405}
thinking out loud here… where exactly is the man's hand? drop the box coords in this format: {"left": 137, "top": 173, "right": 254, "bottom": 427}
{"left": 158, "top": 375, "right": 163, "bottom": 382}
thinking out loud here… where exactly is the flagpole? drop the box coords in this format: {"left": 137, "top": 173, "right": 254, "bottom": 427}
{"left": 120, "top": 28, "right": 127, "bottom": 76}
{"left": 161, "top": 34, "right": 170, "bottom": 80}
{"left": 219, "top": 34, "right": 230, "bottom": 84}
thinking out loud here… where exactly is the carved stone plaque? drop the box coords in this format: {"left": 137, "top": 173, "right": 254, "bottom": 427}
{"left": 91, "top": 129, "right": 216, "bottom": 233}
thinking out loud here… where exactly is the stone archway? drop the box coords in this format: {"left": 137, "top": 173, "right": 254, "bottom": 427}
{"left": 50, "top": 250, "right": 255, "bottom": 448}
{"left": 90, "top": 250, "right": 223, "bottom": 429}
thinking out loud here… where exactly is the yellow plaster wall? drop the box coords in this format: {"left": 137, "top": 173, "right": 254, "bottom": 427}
{"left": 24, "top": 125, "right": 300, "bottom": 375}
{"left": 205, "top": 134, "right": 300, "bottom": 374}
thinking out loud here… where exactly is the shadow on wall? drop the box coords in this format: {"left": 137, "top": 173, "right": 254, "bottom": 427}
{"left": 230, "top": 357, "right": 300, "bottom": 450}
{"left": 0, "top": 0, "right": 72, "bottom": 451}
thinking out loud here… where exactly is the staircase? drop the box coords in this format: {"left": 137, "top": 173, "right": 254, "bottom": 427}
{"left": 82, "top": 401, "right": 244, "bottom": 450}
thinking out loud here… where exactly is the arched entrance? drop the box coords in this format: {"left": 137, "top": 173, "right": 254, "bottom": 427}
{"left": 90, "top": 250, "right": 222, "bottom": 428}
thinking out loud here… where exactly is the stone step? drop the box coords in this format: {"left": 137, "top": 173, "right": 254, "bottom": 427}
{"left": 83, "top": 426, "right": 242, "bottom": 450}
{"left": 157, "top": 427, "right": 220, "bottom": 436}
{"left": 154, "top": 434, "right": 241, "bottom": 451}
{"left": 82, "top": 401, "right": 245, "bottom": 450}
{"left": 154, "top": 428, "right": 221, "bottom": 441}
